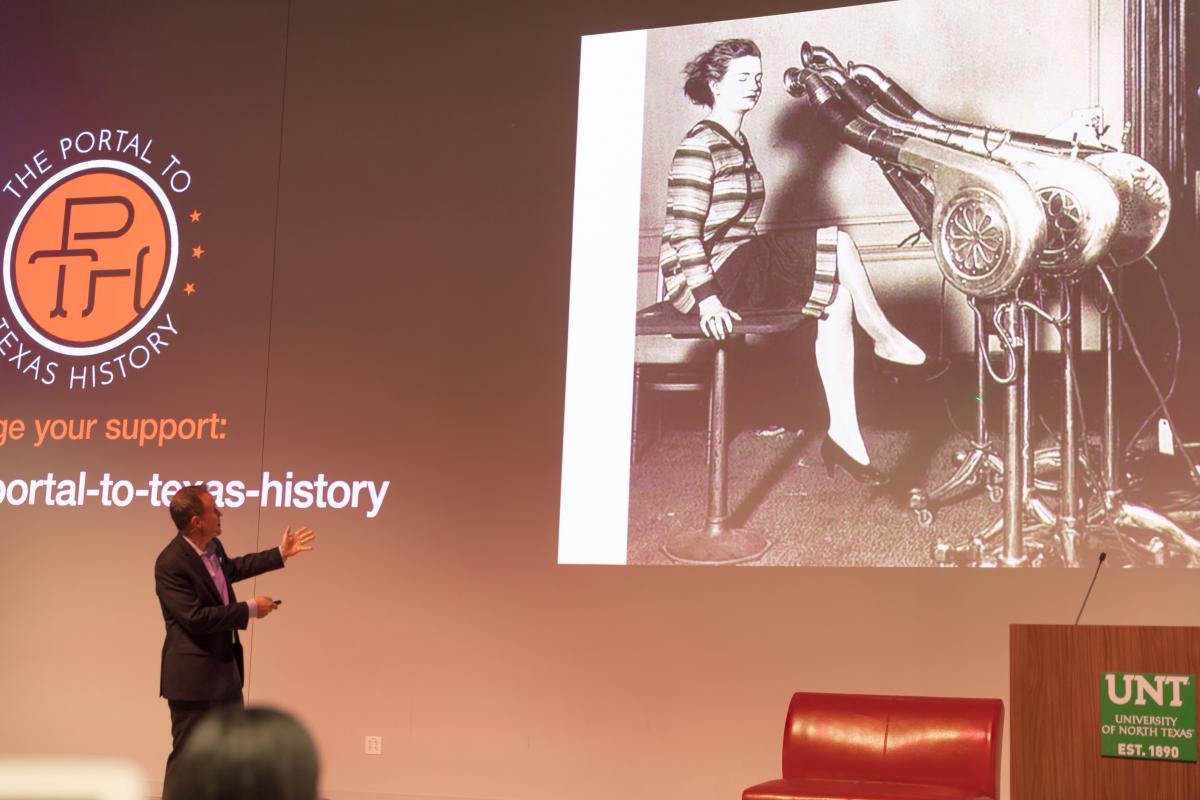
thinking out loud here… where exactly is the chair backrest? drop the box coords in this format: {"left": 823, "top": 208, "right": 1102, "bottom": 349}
{"left": 781, "top": 692, "right": 1003, "bottom": 797}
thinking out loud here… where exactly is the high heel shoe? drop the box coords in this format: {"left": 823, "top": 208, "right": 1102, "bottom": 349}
{"left": 821, "top": 436, "right": 889, "bottom": 486}
{"left": 874, "top": 355, "right": 952, "bottom": 385}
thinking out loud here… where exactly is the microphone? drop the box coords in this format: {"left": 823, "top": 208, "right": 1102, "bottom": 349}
{"left": 1073, "top": 552, "right": 1107, "bottom": 625}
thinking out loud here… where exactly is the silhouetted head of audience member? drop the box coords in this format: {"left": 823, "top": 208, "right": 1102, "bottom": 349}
{"left": 169, "top": 706, "right": 318, "bottom": 800}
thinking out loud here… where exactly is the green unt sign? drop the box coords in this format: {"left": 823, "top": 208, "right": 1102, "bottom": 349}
{"left": 1100, "top": 673, "right": 1197, "bottom": 762}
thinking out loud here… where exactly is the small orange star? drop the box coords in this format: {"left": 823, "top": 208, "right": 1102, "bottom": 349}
{"left": 192, "top": 245, "right": 205, "bottom": 259}
{"left": 184, "top": 283, "right": 196, "bottom": 295}
{"left": 189, "top": 210, "right": 202, "bottom": 223}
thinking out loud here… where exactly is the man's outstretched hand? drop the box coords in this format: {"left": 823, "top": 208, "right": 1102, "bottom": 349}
{"left": 280, "top": 526, "right": 316, "bottom": 559}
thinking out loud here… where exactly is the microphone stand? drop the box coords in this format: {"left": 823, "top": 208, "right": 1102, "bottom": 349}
{"left": 1074, "top": 551, "right": 1106, "bottom": 625}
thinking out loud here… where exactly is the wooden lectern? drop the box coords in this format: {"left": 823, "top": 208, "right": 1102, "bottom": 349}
{"left": 1011, "top": 624, "right": 1200, "bottom": 799}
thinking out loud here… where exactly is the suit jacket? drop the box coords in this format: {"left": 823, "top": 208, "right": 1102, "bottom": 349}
{"left": 155, "top": 534, "right": 284, "bottom": 701}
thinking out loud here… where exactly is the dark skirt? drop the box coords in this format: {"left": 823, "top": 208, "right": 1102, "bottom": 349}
{"left": 714, "top": 228, "right": 838, "bottom": 318}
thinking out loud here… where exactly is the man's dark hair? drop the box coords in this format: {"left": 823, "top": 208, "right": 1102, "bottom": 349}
{"left": 169, "top": 484, "right": 209, "bottom": 532}
{"left": 169, "top": 706, "right": 319, "bottom": 800}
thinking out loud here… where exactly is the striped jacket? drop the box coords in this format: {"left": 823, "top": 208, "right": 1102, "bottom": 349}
{"left": 659, "top": 120, "right": 765, "bottom": 313}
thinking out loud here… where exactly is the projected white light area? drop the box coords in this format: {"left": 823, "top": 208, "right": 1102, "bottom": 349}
{"left": 558, "top": 29, "right": 646, "bottom": 565}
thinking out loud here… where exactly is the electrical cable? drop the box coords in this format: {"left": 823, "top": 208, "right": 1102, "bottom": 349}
{"left": 1117, "top": 256, "right": 1183, "bottom": 456}
{"left": 1096, "top": 265, "right": 1199, "bottom": 483}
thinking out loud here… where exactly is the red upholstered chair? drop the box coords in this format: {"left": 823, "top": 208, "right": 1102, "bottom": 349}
{"left": 743, "top": 692, "right": 1003, "bottom": 800}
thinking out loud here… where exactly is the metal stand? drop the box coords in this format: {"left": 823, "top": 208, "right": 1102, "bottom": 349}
{"left": 933, "top": 295, "right": 1064, "bottom": 567}
{"left": 662, "top": 343, "right": 772, "bottom": 565}
{"left": 934, "top": 272, "right": 1200, "bottom": 567}
{"left": 909, "top": 319, "right": 1004, "bottom": 527}
{"left": 1084, "top": 270, "right": 1200, "bottom": 564}
{"left": 1056, "top": 278, "right": 1082, "bottom": 566}
{"left": 1020, "top": 299, "right": 1059, "bottom": 535}
{"left": 998, "top": 301, "right": 1029, "bottom": 565}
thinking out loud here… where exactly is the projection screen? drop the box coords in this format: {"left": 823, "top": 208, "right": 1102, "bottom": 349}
{"left": 559, "top": 0, "right": 1197, "bottom": 568}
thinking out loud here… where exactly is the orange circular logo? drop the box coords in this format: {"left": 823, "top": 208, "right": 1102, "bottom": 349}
{"left": 3, "top": 160, "right": 177, "bottom": 356}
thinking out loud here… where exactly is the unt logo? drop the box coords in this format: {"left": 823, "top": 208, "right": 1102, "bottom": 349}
{"left": 1105, "top": 673, "right": 1190, "bottom": 707}
{"left": 3, "top": 159, "right": 177, "bottom": 357}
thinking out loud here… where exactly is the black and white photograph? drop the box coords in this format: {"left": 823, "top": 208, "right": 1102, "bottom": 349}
{"left": 560, "top": 0, "right": 1200, "bottom": 568}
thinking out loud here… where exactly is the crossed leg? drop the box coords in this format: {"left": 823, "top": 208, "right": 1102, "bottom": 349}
{"left": 813, "top": 231, "right": 927, "bottom": 466}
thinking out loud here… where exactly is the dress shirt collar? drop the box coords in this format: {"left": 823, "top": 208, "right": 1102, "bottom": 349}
{"left": 180, "top": 533, "right": 216, "bottom": 557}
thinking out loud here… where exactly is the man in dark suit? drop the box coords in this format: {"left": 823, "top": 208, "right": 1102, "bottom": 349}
{"left": 154, "top": 484, "right": 315, "bottom": 795}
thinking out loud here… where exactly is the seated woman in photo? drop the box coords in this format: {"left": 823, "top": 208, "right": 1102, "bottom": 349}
{"left": 659, "top": 38, "right": 929, "bottom": 484}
